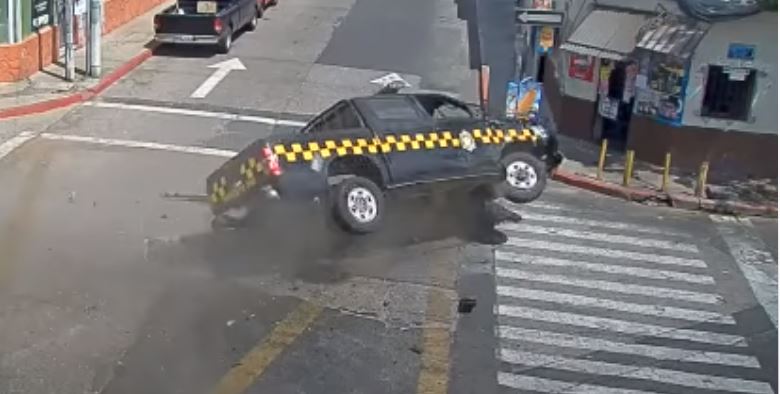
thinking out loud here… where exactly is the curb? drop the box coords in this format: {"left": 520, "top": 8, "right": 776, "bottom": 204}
{"left": 0, "top": 47, "right": 154, "bottom": 120}
{"left": 553, "top": 169, "right": 777, "bottom": 218}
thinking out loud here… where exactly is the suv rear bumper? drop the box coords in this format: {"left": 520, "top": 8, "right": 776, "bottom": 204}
{"left": 155, "top": 33, "right": 220, "bottom": 45}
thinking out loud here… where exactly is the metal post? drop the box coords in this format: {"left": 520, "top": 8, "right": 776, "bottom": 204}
{"left": 661, "top": 152, "right": 672, "bottom": 192}
{"left": 623, "top": 150, "right": 635, "bottom": 187}
{"left": 64, "top": 0, "right": 75, "bottom": 81}
{"left": 596, "top": 139, "right": 608, "bottom": 180}
{"left": 88, "top": 0, "right": 102, "bottom": 77}
{"left": 696, "top": 161, "right": 710, "bottom": 198}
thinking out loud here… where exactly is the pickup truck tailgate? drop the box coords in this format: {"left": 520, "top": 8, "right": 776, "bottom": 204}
{"left": 207, "top": 139, "right": 270, "bottom": 214}
{"left": 157, "top": 15, "right": 217, "bottom": 35}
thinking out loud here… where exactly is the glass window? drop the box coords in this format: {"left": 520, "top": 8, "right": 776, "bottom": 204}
{"left": 1, "top": 0, "right": 9, "bottom": 43}
{"left": 301, "top": 102, "right": 363, "bottom": 134}
{"left": 416, "top": 95, "right": 473, "bottom": 119}
{"left": 701, "top": 65, "right": 756, "bottom": 121}
{"left": 364, "top": 97, "right": 421, "bottom": 120}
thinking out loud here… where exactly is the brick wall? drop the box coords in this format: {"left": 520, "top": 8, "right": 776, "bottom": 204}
{"left": 103, "top": 0, "right": 167, "bottom": 33}
{"left": 0, "top": 27, "right": 58, "bottom": 82}
{"left": 0, "top": 0, "right": 167, "bottom": 83}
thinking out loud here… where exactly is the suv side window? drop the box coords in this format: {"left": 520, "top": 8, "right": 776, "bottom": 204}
{"left": 301, "top": 101, "right": 363, "bottom": 134}
{"left": 364, "top": 97, "right": 423, "bottom": 121}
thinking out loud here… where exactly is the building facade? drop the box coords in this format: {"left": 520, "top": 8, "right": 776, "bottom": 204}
{"left": 543, "top": 0, "right": 777, "bottom": 178}
{"left": 0, "top": 0, "right": 167, "bottom": 83}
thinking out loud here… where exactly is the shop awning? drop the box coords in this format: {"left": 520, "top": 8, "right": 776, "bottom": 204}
{"left": 636, "top": 21, "right": 708, "bottom": 59}
{"left": 560, "top": 10, "right": 648, "bottom": 61}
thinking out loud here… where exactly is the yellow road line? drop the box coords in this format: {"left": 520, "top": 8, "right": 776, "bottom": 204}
{"left": 416, "top": 250, "right": 458, "bottom": 394}
{"left": 212, "top": 301, "right": 323, "bottom": 394}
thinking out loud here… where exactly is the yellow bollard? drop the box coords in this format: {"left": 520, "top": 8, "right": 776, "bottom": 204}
{"left": 696, "top": 161, "right": 710, "bottom": 198}
{"left": 661, "top": 152, "right": 672, "bottom": 192}
{"left": 597, "top": 139, "right": 608, "bottom": 180}
{"left": 623, "top": 150, "right": 635, "bottom": 187}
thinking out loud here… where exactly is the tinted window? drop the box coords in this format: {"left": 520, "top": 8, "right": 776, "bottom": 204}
{"left": 365, "top": 98, "right": 422, "bottom": 120}
{"left": 302, "top": 102, "right": 363, "bottom": 133}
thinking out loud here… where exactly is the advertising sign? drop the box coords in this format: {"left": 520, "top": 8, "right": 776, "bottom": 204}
{"left": 568, "top": 53, "right": 594, "bottom": 81}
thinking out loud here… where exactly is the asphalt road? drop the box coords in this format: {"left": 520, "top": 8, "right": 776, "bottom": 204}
{"left": 1, "top": 0, "right": 777, "bottom": 393}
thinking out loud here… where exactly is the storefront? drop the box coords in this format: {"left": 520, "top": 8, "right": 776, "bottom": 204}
{"left": 0, "top": 0, "right": 53, "bottom": 44}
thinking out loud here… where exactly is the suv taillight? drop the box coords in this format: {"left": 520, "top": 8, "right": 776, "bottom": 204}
{"left": 261, "top": 145, "right": 283, "bottom": 177}
{"left": 213, "top": 19, "right": 223, "bottom": 34}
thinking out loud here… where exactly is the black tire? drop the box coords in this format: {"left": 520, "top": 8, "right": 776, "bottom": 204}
{"left": 498, "top": 151, "right": 547, "bottom": 204}
{"left": 217, "top": 28, "right": 233, "bottom": 53}
{"left": 332, "top": 176, "right": 385, "bottom": 234}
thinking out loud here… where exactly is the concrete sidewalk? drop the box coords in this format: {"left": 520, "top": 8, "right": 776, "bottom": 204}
{"left": 545, "top": 117, "right": 777, "bottom": 216}
{"left": 0, "top": 1, "right": 173, "bottom": 118}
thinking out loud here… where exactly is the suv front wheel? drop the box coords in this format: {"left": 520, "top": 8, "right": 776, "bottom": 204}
{"left": 332, "top": 176, "right": 385, "bottom": 233}
{"left": 498, "top": 151, "right": 547, "bottom": 203}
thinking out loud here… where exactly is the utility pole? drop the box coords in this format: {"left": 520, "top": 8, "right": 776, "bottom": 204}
{"left": 87, "top": 0, "right": 102, "bottom": 77}
{"left": 64, "top": 0, "right": 75, "bottom": 81}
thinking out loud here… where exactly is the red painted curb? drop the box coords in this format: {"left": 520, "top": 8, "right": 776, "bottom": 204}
{"left": 552, "top": 170, "right": 660, "bottom": 202}
{"left": 554, "top": 169, "right": 777, "bottom": 217}
{"left": 0, "top": 47, "right": 154, "bottom": 120}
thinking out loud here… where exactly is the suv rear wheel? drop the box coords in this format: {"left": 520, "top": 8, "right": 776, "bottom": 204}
{"left": 499, "top": 151, "right": 547, "bottom": 203}
{"left": 332, "top": 176, "right": 385, "bottom": 234}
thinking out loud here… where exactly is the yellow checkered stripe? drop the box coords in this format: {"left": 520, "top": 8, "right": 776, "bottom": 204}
{"left": 273, "top": 128, "right": 536, "bottom": 163}
{"left": 210, "top": 157, "right": 263, "bottom": 204}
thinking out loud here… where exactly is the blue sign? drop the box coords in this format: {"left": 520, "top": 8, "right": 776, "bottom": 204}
{"left": 727, "top": 43, "right": 756, "bottom": 61}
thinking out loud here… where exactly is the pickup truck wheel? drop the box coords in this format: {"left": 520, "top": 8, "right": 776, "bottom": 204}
{"left": 333, "top": 176, "right": 384, "bottom": 234}
{"left": 499, "top": 151, "right": 546, "bottom": 204}
{"left": 249, "top": 6, "right": 261, "bottom": 29}
{"left": 217, "top": 28, "right": 233, "bottom": 53}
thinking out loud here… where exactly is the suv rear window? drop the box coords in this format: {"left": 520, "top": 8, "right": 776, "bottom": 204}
{"left": 364, "top": 97, "right": 422, "bottom": 120}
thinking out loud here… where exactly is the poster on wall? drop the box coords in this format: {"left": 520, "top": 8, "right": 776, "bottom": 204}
{"left": 533, "top": 0, "right": 553, "bottom": 9}
{"left": 598, "top": 59, "right": 614, "bottom": 97}
{"left": 598, "top": 96, "right": 619, "bottom": 120}
{"left": 633, "top": 55, "right": 688, "bottom": 125}
{"left": 568, "top": 53, "right": 594, "bottom": 81}
{"left": 505, "top": 81, "right": 519, "bottom": 119}
{"left": 505, "top": 78, "right": 543, "bottom": 119}
{"left": 622, "top": 61, "right": 639, "bottom": 103}
{"left": 535, "top": 26, "right": 555, "bottom": 54}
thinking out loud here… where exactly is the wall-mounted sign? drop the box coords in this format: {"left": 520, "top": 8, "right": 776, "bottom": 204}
{"left": 727, "top": 43, "right": 756, "bottom": 61}
{"left": 535, "top": 26, "right": 555, "bottom": 54}
{"left": 568, "top": 53, "right": 594, "bottom": 81}
{"left": 32, "top": 0, "right": 52, "bottom": 29}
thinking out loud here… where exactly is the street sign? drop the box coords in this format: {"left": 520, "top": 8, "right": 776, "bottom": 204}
{"left": 515, "top": 8, "right": 564, "bottom": 26}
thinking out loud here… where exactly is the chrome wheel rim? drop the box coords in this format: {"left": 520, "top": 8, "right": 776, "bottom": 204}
{"left": 346, "top": 187, "right": 378, "bottom": 223}
{"left": 506, "top": 161, "right": 538, "bottom": 190}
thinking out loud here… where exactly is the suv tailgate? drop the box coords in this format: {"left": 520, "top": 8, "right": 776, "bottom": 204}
{"left": 207, "top": 139, "right": 271, "bottom": 214}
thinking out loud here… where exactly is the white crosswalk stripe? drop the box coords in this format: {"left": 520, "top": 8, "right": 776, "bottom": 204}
{"left": 497, "top": 372, "right": 660, "bottom": 394}
{"left": 499, "top": 223, "right": 699, "bottom": 252}
{"left": 505, "top": 239, "right": 708, "bottom": 268}
{"left": 498, "top": 326, "right": 759, "bottom": 368}
{"left": 498, "top": 304, "right": 745, "bottom": 346}
{"left": 493, "top": 201, "right": 771, "bottom": 393}
{"left": 500, "top": 349, "right": 774, "bottom": 394}
{"left": 496, "top": 266, "right": 722, "bottom": 304}
{"left": 497, "top": 286, "right": 734, "bottom": 324}
{"left": 496, "top": 250, "right": 715, "bottom": 284}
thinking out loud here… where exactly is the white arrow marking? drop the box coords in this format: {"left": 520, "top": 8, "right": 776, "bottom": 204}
{"left": 190, "top": 58, "right": 246, "bottom": 99}
{"left": 518, "top": 11, "right": 529, "bottom": 23}
{"left": 370, "top": 72, "right": 411, "bottom": 87}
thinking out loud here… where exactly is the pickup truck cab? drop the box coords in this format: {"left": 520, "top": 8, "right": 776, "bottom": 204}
{"left": 154, "top": 0, "right": 268, "bottom": 53}
{"left": 207, "top": 92, "right": 562, "bottom": 233}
